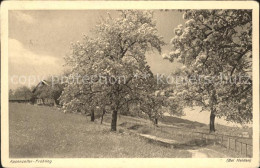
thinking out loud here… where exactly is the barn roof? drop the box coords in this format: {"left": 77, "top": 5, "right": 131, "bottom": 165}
{"left": 32, "top": 80, "right": 50, "bottom": 93}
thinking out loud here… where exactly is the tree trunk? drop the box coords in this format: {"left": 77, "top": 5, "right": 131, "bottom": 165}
{"left": 54, "top": 98, "right": 60, "bottom": 106}
{"left": 209, "top": 111, "right": 216, "bottom": 133}
{"left": 53, "top": 99, "right": 58, "bottom": 106}
{"left": 101, "top": 109, "right": 106, "bottom": 124}
{"left": 111, "top": 110, "right": 117, "bottom": 131}
{"left": 154, "top": 118, "right": 158, "bottom": 126}
{"left": 209, "top": 90, "right": 217, "bottom": 133}
{"left": 91, "top": 109, "right": 95, "bottom": 122}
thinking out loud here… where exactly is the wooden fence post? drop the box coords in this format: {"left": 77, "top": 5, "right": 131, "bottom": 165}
{"left": 234, "top": 139, "right": 236, "bottom": 152}
{"left": 240, "top": 142, "right": 243, "bottom": 155}
{"left": 213, "top": 135, "right": 216, "bottom": 146}
{"left": 221, "top": 136, "right": 223, "bottom": 147}
{"left": 227, "top": 138, "right": 230, "bottom": 150}
{"left": 245, "top": 144, "right": 247, "bottom": 157}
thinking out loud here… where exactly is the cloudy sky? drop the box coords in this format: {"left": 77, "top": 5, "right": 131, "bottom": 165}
{"left": 9, "top": 10, "right": 184, "bottom": 89}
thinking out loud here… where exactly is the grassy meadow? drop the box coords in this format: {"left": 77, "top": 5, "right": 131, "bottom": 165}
{"left": 9, "top": 103, "right": 191, "bottom": 158}
{"left": 9, "top": 103, "right": 252, "bottom": 158}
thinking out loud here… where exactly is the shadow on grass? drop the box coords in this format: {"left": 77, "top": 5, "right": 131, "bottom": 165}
{"left": 119, "top": 122, "right": 127, "bottom": 127}
{"left": 161, "top": 116, "right": 205, "bottom": 128}
{"left": 127, "top": 124, "right": 143, "bottom": 130}
{"left": 174, "top": 139, "right": 217, "bottom": 150}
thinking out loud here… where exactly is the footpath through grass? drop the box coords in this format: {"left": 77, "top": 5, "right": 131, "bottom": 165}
{"left": 102, "top": 114, "right": 252, "bottom": 157}
{"left": 9, "top": 103, "right": 191, "bottom": 158}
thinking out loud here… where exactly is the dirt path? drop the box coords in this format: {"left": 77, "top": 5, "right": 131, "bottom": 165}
{"left": 139, "top": 134, "right": 177, "bottom": 144}
{"left": 188, "top": 148, "right": 228, "bottom": 158}
{"left": 188, "top": 150, "right": 208, "bottom": 158}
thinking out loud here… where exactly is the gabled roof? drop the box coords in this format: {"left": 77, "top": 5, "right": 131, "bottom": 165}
{"left": 32, "top": 80, "right": 50, "bottom": 93}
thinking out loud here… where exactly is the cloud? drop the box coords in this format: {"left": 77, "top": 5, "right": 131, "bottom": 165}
{"left": 9, "top": 38, "right": 64, "bottom": 89}
{"left": 13, "top": 11, "right": 35, "bottom": 24}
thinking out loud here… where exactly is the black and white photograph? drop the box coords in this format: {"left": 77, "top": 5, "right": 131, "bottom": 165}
{"left": 1, "top": 1, "right": 259, "bottom": 168}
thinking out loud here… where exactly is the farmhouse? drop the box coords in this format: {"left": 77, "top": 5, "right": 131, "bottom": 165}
{"left": 32, "top": 80, "right": 56, "bottom": 106}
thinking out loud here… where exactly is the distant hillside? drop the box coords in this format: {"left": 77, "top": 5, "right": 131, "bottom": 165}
{"left": 164, "top": 107, "right": 252, "bottom": 128}
{"left": 161, "top": 116, "right": 206, "bottom": 128}
{"left": 160, "top": 115, "right": 252, "bottom": 138}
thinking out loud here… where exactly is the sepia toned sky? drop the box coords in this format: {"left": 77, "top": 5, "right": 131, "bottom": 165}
{"left": 8, "top": 10, "right": 184, "bottom": 89}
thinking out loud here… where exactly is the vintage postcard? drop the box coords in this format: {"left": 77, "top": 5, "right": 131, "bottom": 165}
{"left": 1, "top": 1, "right": 259, "bottom": 168}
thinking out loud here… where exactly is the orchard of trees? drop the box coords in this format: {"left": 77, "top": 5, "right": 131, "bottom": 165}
{"left": 60, "top": 10, "right": 252, "bottom": 132}
{"left": 59, "top": 10, "right": 174, "bottom": 131}
{"left": 9, "top": 10, "right": 252, "bottom": 133}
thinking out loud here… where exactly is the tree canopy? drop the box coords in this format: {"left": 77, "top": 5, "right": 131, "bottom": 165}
{"left": 60, "top": 10, "right": 166, "bottom": 131}
{"left": 164, "top": 10, "right": 252, "bottom": 132}
{"left": 10, "top": 86, "right": 33, "bottom": 100}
